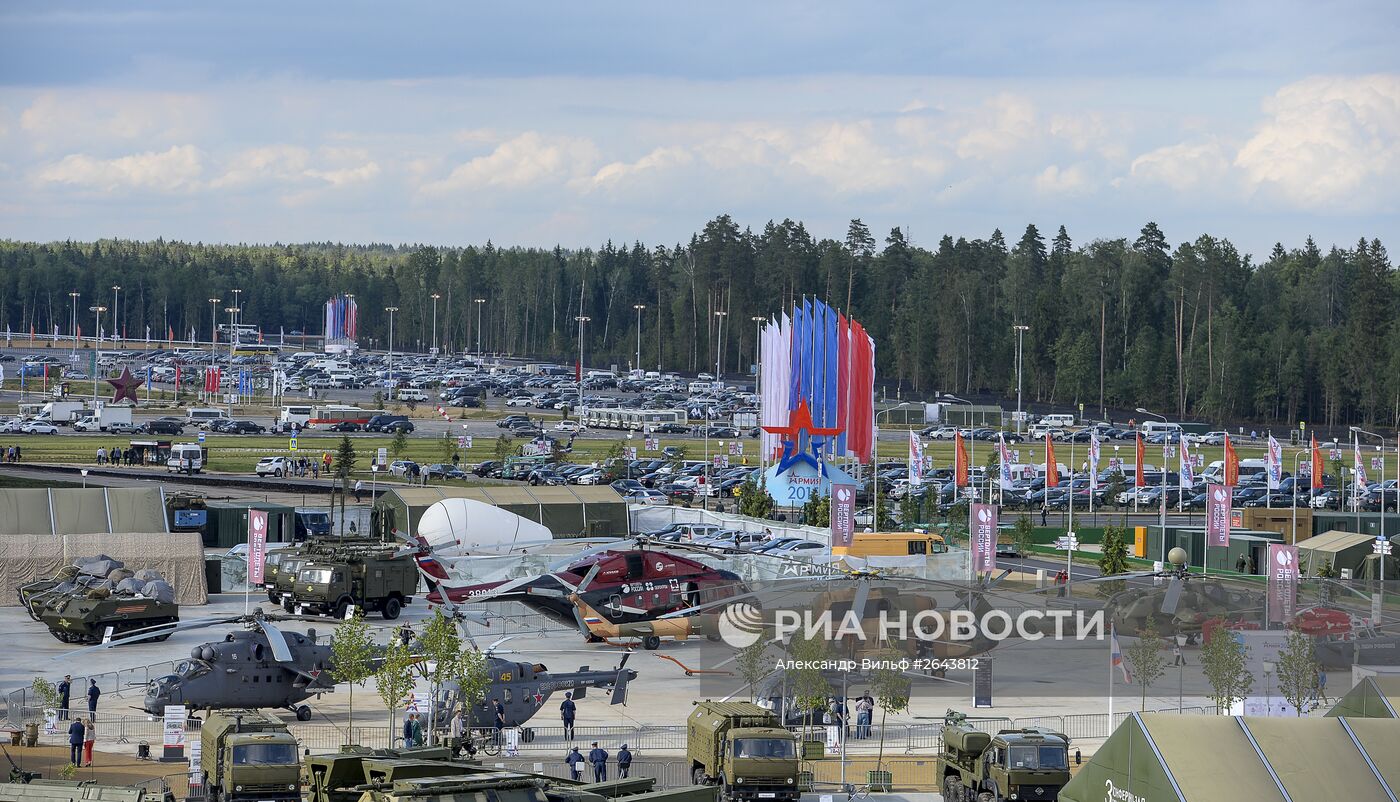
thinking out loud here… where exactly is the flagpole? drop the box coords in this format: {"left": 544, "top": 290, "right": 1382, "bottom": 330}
{"left": 1109, "top": 625, "right": 1114, "bottom": 720}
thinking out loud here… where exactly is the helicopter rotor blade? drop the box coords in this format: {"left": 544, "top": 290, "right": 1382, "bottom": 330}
{"left": 611, "top": 667, "right": 631, "bottom": 706}
{"left": 484, "top": 635, "right": 515, "bottom": 654}
{"left": 851, "top": 581, "right": 871, "bottom": 621}
{"left": 576, "top": 564, "right": 602, "bottom": 594}
{"left": 547, "top": 540, "right": 624, "bottom": 572}
{"left": 1160, "top": 578, "right": 1184, "bottom": 615}
{"left": 571, "top": 607, "right": 593, "bottom": 638}
{"left": 53, "top": 615, "right": 244, "bottom": 659}
{"left": 259, "top": 619, "right": 296, "bottom": 663}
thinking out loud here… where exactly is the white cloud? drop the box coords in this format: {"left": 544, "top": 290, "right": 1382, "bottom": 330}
{"left": 1234, "top": 74, "right": 1400, "bottom": 206}
{"left": 210, "top": 145, "right": 310, "bottom": 188}
{"left": 35, "top": 145, "right": 203, "bottom": 192}
{"left": 954, "top": 94, "right": 1036, "bottom": 160}
{"left": 788, "top": 122, "right": 910, "bottom": 193}
{"left": 1033, "top": 164, "right": 1091, "bottom": 195}
{"left": 585, "top": 146, "right": 693, "bottom": 191}
{"left": 421, "top": 132, "right": 600, "bottom": 195}
{"left": 1129, "top": 140, "right": 1231, "bottom": 192}
{"left": 18, "top": 91, "right": 205, "bottom": 153}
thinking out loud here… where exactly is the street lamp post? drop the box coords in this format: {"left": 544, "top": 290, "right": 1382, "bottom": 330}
{"left": 1013, "top": 325, "right": 1029, "bottom": 434}
{"left": 632, "top": 304, "right": 646, "bottom": 373}
{"left": 714, "top": 311, "right": 728, "bottom": 380}
{"left": 88, "top": 305, "right": 106, "bottom": 405}
{"left": 873, "top": 402, "right": 912, "bottom": 532}
{"left": 385, "top": 307, "right": 399, "bottom": 396}
{"left": 68, "top": 292, "right": 80, "bottom": 354}
{"left": 574, "top": 316, "right": 590, "bottom": 422}
{"left": 1137, "top": 408, "right": 1170, "bottom": 545}
{"left": 474, "top": 298, "right": 485, "bottom": 359}
{"left": 430, "top": 293, "right": 441, "bottom": 355}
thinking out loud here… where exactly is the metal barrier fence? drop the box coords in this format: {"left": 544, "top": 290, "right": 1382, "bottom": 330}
{"left": 6, "top": 661, "right": 181, "bottom": 724}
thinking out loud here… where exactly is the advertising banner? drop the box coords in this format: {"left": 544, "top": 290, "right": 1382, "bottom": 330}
{"left": 909, "top": 431, "right": 924, "bottom": 486}
{"left": 1206, "top": 483, "right": 1231, "bottom": 547}
{"left": 1267, "top": 435, "right": 1282, "bottom": 490}
{"left": 831, "top": 483, "right": 856, "bottom": 549}
{"left": 163, "top": 705, "right": 188, "bottom": 759}
{"left": 971, "top": 503, "right": 997, "bottom": 573}
{"left": 247, "top": 509, "right": 268, "bottom": 585}
{"left": 1267, "top": 544, "right": 1299, "bottom": 623}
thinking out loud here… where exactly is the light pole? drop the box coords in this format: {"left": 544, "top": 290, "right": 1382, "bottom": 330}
{"left": 68, "top": 292, "right": 80, "bottom": 354}
{"left": 224, "top": 307, "right": 239, "bottom": 411}
{"left": 714, "top": 310, "right": 728, "bottom": 380}
{"left": 1137, "top": 408, "right": 1170, "bottom": 545}
{"left": 88, "top": 305, "right": 106, "bottom": 404}
{"left": 574, "top": 316, "right": 590, "bottom": 423}
{"left": 111, "top": 285, "right": 121, "bottom": 344}
{"left": 430, "top": 293, "right": 441, "bottom": 355}
{"left": 474, "top": 298, "right": 485, "bottom": 359}
{"left": 1013, "top": 325, "right": 1029, "bottom": 434}
{"left": 873, "top": 402, "right": 912, "bottom": 532}
{"left": 230, "top": 288, "right": 242, "bottom": 345}
{"left": 1353, "top": 426, "right": 1387, "bottom": 581}
{"left": 632, "top": 304, "right": 646, "bottom": 373}
{"left": 385, "top": 307, "right": 399, "bottom": 396}
{"left": 752, "top": 315, "right": 766, "bottom": 468}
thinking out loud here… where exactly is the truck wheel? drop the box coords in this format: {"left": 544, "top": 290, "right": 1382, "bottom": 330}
{"left": 692, "top": 767, "right": 707, "bottom": 785}
{"left": 334, "top": 599, "right": 352, "bottom": 619}
{"left": 976, "top": 793, "right": 994, "bottom": 802}
{"left": 282, "top": 597, "right": 294, "bottom": 613}
{"left": 642, "top": 635, "right": 661, "bottom": 650}
{"left": 267, "top": 591, "right": 278, "bottom": 604}
{"left": 382, "top": 596, "right": 402, "bottom": 620}
{"left": 296, "top": 705, "right": 312, "bottom": 722}
{"left": 942, "top": 777, "right": 962, "bottom": 802}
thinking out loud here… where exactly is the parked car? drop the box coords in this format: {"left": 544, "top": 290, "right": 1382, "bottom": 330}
{"left": 328, "top": 420, "right": 363, "bottom": 432}
{"left": 652, "top": 423, "right": 689, "bottom": 434}
{"left": 226, "top": 420, "right": 266, "bottom": 434}
{"left": 139, "top": 418, "right": 185, "bottom": 435}
{"left": 623, "top": 488, "right": 670, "bottom": 506}
{"left": 388, "top": 460, "right": 418, "bottom": 477}
{"left": 20, "top": 420, "right": 59, "bottom": 434}
{"left": 555, "top": 420, "right": 585, "bottom": 433}
{"left": 423, "top": 463, "right": 466, "bottom": 480}
{"left": 255, "top": 456, "right": 292, "bottom": 477}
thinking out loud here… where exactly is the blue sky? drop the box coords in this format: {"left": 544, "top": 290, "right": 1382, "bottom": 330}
{"left": 1, "top": 1, "right": 1396, "bottom": 256}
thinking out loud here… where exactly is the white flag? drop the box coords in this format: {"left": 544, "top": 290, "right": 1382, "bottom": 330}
{"left": 908, "top": 430, "right": 923, "bottom": 486}
{"left": 1266, "top": 435, "right": 1282, "bottom": 490}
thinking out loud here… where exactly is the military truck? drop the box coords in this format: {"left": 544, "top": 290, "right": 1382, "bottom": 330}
{"left": 262, "top": 544, "right": 305, "bottom": 603}
{"left": 199, "top": 709, "right": 301, "bottom": 802}
{"left": 687, "top": 701, "right": 800, "bottom": 801}
{"left": 936, "top": 710, "right": 1071, "bottom": 802}
{"left": 281, "top": 546, "right": 418, "bottom": 619}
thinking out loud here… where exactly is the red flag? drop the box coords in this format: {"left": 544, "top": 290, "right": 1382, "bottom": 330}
{"left": 954, "top": 432, "right": 969, "bottom": 488}
{"left": 575, "top": 359, "right": 581, "bottom": 384}
{"left": 1224, "top": 435, "right": 1239, "bottom": 486}
{"left": 1135, "top": 433, "right": 1146, "bottom": 487}
{"left": 1310, "top": 434, "right": 1323, "bottom": 491}
{"left": 168, "top": 325, "right": 174, "bottom": 342}
{"left": 175, "top": 363, "right": 181, "bottom": 388}
{"left": 1045, "top": 434, "right": 1059, "bottom": 487}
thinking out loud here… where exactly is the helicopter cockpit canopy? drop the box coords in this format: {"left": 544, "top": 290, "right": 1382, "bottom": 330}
{"left": 174, "top": 659, "right": 211, "bottom": 679}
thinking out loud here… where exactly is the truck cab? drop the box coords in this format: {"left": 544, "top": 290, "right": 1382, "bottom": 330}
{"left": 285, "top": 550, "right": 416, "bottom": 619}
{"left": 200, "top": 709, "right": 300, "bottom": 802}
{"left": 937, "top": 712, "right": 1071, "bottom": 802}
{"left": 688, "top": 701, "right": 800, "bottom": 801}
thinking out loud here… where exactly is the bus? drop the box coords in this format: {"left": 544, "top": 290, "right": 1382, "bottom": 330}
{"left": 305, "top": 405, "right": 371, "bottom": 429}
{"left": 232, "top": 343, "right": 280, "bottom": 358}
{"left": 279, "top": 405, "right": 315, "bottom": 427}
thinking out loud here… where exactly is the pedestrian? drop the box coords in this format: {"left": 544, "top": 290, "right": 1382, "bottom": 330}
{"left": 410, "top": 713, "right": 424, "bottom": 747}
{"left": 587, "top": 742, "right": 608, "bottom": 782}
{"left": 1236, "top": 554, "right": 1248, "bottom": 573}
{"left": 323, "top": 452, "right": 333, "bottom": 473}
{"left": 1040, "top": 504, "right": 1048, "bottom": 526}
{"left": 96, "top": 447, "right": 106, "bottom": 465}
{"left": 86, "top": 679, "right": 100, "bottom": 715}
{"left": 402, "top": 714, "right": 414, "bottom": 747}
{"left": 449, "top": 709, "right": 467, "bottom": 753}
{"left": 399, "top": 623, "right": 413, "bottom": 647}
{"left": 354, "top": 479, "right": 364, "bottom": 503}
{"left": 312, "top": 461, "right": 320, "bottom": 480}
{"left": 560, "top": 691, "right": 577, "bottom": 741}
{"left": 67, "top": 718, "right": 84, "bottom": 766}
{"left": 57, "top": 675, "right": 71, "bottom": 721}
{"left": 1075, "top": 748, "right": 1082, "bottom": 766}
{"left": 617, "top": 743, "right": 633, "bottom": 778}
{"left": 82, "top": 717, "right": 95, "bottom": 766}
{"left": 1172, "top": 640, "right": 1185, "bottom": 667}
{"left": 565, "top": 746, "right": 584, "bottom": 781}
{"left": 493, "top": 698, "right": 506, "bottom": 740}
{"left": 855, "top": 695, "right": 873, "bottom": 739}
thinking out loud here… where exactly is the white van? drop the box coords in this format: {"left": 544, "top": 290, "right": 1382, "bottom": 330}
{"left": 1040, "top": 414, "right": 1076, "bottom": 428}
{"left": 395, "top": 388, "right": 429, "bottom": 402}
{"left": 166, "top": 443, "right": 205, "bottom": 473}
{"left": 186, "top": 408, "right": 229, "bottom": 426}
{"left": 1140, "top": 420, "right": 1183, "bottom": 436}
{"left": 1201, "top": 458, "right": 1268, "bottom": 483}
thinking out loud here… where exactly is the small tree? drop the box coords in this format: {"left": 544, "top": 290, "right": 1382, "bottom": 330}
{"left": 869, "top": 650, "right": 912, "bottom": 776}
{"left": 785, "top": 635, "right": 832, "bottom": 725}
{"left": 374, "top": 639, "right": 416, "bottom": 744}
{"left": 1125, "top": 616, "right": 1168, "bottom": 710}
{"left": 412, "top": 609, "right": 490, "bottom": 744}
{"left": 493, "top": 433, "right": 515, "bottom": 462}
{"left": 438, "top": 434, "right": 457, "bottom": 465}
{"left": 1097, "top": 524, "right": 1132, "bottom": 598}
{"left": 1010, "top": 514, "right": 1035, "bottom": 569}
{"left": 801, "top": 491, "right": 830, "bottom": 527}
{"left": 735, "top": 641, "right": 772, "bottom": 701}
{"left": 737, "top": 475, "right": 776, "bottom": 520}
{"left": 1275, "top": 626, "right": 1322, "bottom": 716}
{"left": 373, "top": 390, "right": 386, "bottom": 410}
{"left": 331, "top": 610, "right": 376, "bottom": 740}
{"left": 390, "top": 428, "right": 409, "bottom": 459}
{"left": 31, "top": 677, "right": 60, "bottom": 721}
{"left": 335, "top": 435, "right": 358, "bottom": 536}
{"left": 1200, "top": 628, "right": 1253, "bottom": 714}
{"left": 601, "top": 441, "right": 626, "bottom": 483}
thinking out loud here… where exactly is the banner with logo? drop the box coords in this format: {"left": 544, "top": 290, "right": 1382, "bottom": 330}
{"left": 163, "top": 704, "right": 188, "bottom": 759}
{"left": 1180, "top": 438, "right": 1195, "bottom": 488}
{"left": 1136, "top": 434, "right": 1146, "bottom": 486}
{"left": 997, "top": 433, "right": 1013, "bottom": 489}
{"left": 1224, "top": 435, "right": 1239, "bottom": 486}
{"left": 1088, "top": 433, "right": 1100, "bottom": 491}
{"left": 1206, "top": 484, "right": 1230, "bottom": 547}
{"left": 971, "top": 503, "right": 997, "bottom": 573}
{"left": 1044, "top": 434, "right": 1058, "bottom": 487}
{"left": 1267, "top": 435, "right": 1282, "bottom": 490}
{"left": 908, "top": 430, "right": 924, "bottom": 487}
{"left": 954, "top": 432, "right": 969, "bottom": 487}
{"left": 1353, "top": 435, "right": 1367, "bottom": 486}
{"left": 1267, "top": 543, "right": 1299, "bottom": 623}
{"left": 247, "top": 509, "right": 268, "bottom": 584}
{"left": 831, "top": 483, "right": 856, "bottom": 549}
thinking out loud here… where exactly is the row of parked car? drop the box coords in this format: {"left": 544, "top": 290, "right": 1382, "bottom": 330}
{"left": 641, "top": 522, "right": 826, "bottom": 556}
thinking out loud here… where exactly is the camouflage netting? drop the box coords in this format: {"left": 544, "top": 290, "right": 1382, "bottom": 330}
{"left": 0, "top": 533, "right": 207, "bottom": 605}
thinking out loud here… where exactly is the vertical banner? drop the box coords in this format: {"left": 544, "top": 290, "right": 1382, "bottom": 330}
{"left": 1224, "top": 435, "right": 1239, "bottom": 486}
{"left": 1135, "top": 434, "right": 1146, "bottom": 487}
{"left": 1353, "top": 435, "right": 1367, "bottom": 487}
{"left": 163, "top": 704, "right": 188, "bottom": 760}
{"left": 1266, "top": 435, "right": 1282, "bottom": 490}
{"left": 1088, "top": 433, "right": 1100, "bottom": 491}
{"left": 1267, "top": 544, "right": 1299, "bottom": 623}
{"left": 954, "top": 432, "right": 969, "bottom": 487}
{"left": 1179, "top": 438, "right": 1195, "bottom": 488}
{"left": 997, "top": 433, "right": 1013, "bottom": 489}
{"left": 971, "top": 503, "right": 997, "bottom": 573}
{"left": 831, "top": 483, "right": 856, "bottom": 549}
{"left": 1310, "top": 435, "right": 1323, "bottom": 490}
{"left": 908, "top": 431, "right": 924, "bottom": 486}
{"left": 1044, "top": 435, "right": 1058, "bottom": 487}
{"left": 247, "top": 509, "right": 268, "bottom": 585}
{"left": 1206, "top": 484, "right": 1231, "bottom": 547}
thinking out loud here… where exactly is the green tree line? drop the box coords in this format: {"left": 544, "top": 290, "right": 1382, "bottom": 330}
{"left": 0, "top": 218, "right": 1391, "bottom": 426}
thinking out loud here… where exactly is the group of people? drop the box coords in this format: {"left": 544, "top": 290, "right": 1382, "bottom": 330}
{"left": 1, "top": 445, "right": 19, "bottom": 463}
{"left": 94, "top": 445, "right": 136, "bottom": 465}
{"left": 283, "top": 455, "right": 328, "bottom": 479}
{"left": 565, "top": 742, "right": 633, "bottom": 781}
{"left": 56, "top": 675, "right": 101, "bottom": 767}
{"left": 824, "top": 694, "right": 878, "bottom": 739}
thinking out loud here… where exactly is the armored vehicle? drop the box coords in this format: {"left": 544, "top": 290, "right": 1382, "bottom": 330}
{"left": 199, "top": 709, "right": 301, "bottom": 802}
{"left": 687, "top": 701, "right": 800, "bottom": 801}
{"left": 20, "top": 557, "right": 178, "bottom": 644}
{"left": 936, "top": 710, "right": 1071, "bottom": 802}
{"left": 282, "top": 545, "right": 417, "bottom": 619}
{"left": 0, "top": 779, "right": 162, "bottom": 801}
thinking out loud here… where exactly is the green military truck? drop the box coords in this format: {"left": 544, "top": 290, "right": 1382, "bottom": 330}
{"left": 687, "top": 701, "right": 800, "bottom": 802}
{"left": 199, "top": 709, "right": 301, "bottom": 802}
{"left": 936, "top": 710, "right": 1072, "bottom": 802}
{"left": 282, "top": 546, "right": 417, "bottom": 619}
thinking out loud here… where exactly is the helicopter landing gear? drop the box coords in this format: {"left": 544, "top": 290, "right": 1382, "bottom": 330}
{"left": 641, "top": 636, "right": 661, "bottom": 651}
{"left": 294, "top": 705, "right": 312, "bottom": 722}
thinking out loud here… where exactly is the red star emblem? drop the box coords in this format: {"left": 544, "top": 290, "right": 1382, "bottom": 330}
{"left": 107, "top": 367, "right": 141, "bottom": 405}
{"left": 761, "top": 399, "right": 841, "bottom": 474}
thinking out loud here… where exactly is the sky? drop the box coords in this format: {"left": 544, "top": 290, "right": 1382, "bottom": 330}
{"left": 1, "top": 1, "right": 1397, "bottom": 257}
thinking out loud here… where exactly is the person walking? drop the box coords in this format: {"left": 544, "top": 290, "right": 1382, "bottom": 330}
{"left": 855, "top": 695, "right": 873, "bottom": 739}
{"left": 493, "top": 698, "right": 506, "bottom": 741}
{"left": 57, "top": 675, "right": 71, "bottom": 721}
{"left": 67, "top": 718, "right": 84, "bottom": 766}
{"left": 565, "top": 746, "right": 584, "bottom": 781}
{"left": 617, "top": 744, "right": 633, "bottom": 779}
{"left": 86, "top": 680, "right": 100, "bottom": 715}
{"left": 1040, "top": 504, "right": 1048, "bottom": 526}
{"left": 587, "top": 742, "right": 608, "bottom": 782}
{"left": 560, "top": 691, "right": 577, "bottom": 741}
{"left": 402, "top": 714, "right": 415, "bottom": 748}
{"left": 1172, "top": 640, "right": 1186, "bottom": 667}
{"left": 354, "top": 479, "right": 364, "bottom": 503}
{"left": 398, "top": 623, "right": 414, "bottom": 647}
{"left": 82, "top": 717, "right": 95, "bottom": 766}
{"left": 449, "top": 709, "right": 467, "bottom": 754}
